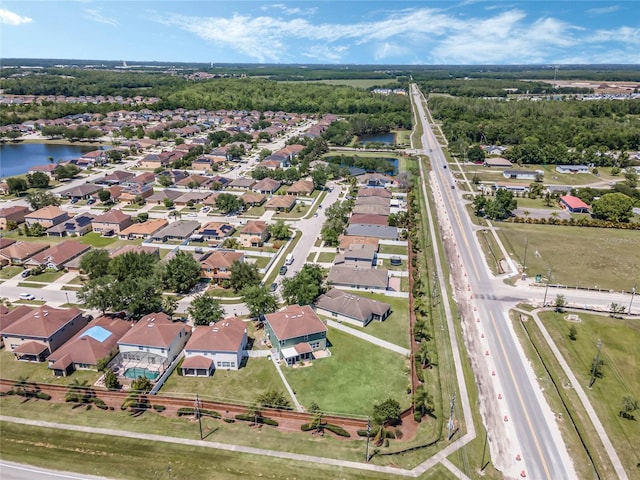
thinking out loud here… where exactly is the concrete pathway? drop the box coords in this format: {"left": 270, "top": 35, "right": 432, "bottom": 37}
{"left": 271, "top": 355, "right": 304, "bottom": 412}
{"left": 327, "top": 320, "right": 410, "bottom": 356}
{"left": 514, "top": 307, "right": 629, "bottom": 480}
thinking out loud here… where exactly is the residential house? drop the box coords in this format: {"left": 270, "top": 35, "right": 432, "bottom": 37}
{"left": 150, "top": 220, "right": 200, "bottom": 243}
{"left": 240, "top": 192, "right": 266, "bottom": 207}
{"left": 99, "top": 170, "right": 135, "bottom": 185}
{"left": 229, "top": 177, "right": 256, "bottom": 190}
{"left": 327, "top": 265, "right": 389, "bottom": 291}
{"left": 314, "top": 288, "right": 391, "bottom": 327}
{"left": 147, "top": 189, "right": 183, "bottom": 205}
{"left": 559, "top": 195, "right": 590, "bottom": 213}
{"left": 174, "top": 191, "right": 213, "bottom": 206}
{"left": 192, "top": 222, "right": 235, "bottom": 243}
{"left": 253, "top": 178, "right": 281, "bottom": 194}
{"left": 556, "top": 165, "right": 590, "bottom": 174}
{"left": 0, "top": 241, "right": 49, "bottom": 266}
{"left": 265, "top": 195, "right": 296, "bottom": 212}
{"left": 1, "top": 307, "right": 87, "bottom": 362}
{"left": 24, "top": 240, "right": 90, "bottom": 270}
{"left": 109, "top": 244, "right": 160, "bottom": 258}
{"left": 345, "top": 224, "right": 398, "bottom": 240}
{"left": 156, "top": 170, "right": 188, "bottom": 187}
{"left": 356, "top": 173, "right": 396, "bottom": 188}
{"left": 119, "top": 172, "right": 155, "bottom": 203}
{"left": 46, "top": 213, "right": 95, "bottom": 237}
{"left": 117, "top": 312, "right": 191, "bottom": 377}
{"left": 357, "top": 187, "right": 392, "bottom": 199}
{"left": 483, "top": 157, "right": 513, "bottom": 168}
{"left": 333, "top": 243, "right": 377, "bottom": 267}
{"left": 355, "top": 196, "right": 391, "bottom": 207}
{"left": 337, "top": 235, "right": 379, "bottom": 252}
{"left": 58, "top": 183, "right": 102, "bottom": 201}
{"left": 25, "top": 205, "right": 70, "bottom": 228}
{"left": 27, "top": 164, "right": 57, "bottom": 178}
{"left": 200, "top": 250, "right": 244, "bottom": 284}
{"left": 348, "top": 213, "right": 389, "bottom": 226}
{"left": 239, "top": 220, "right": 270, "bottom": 247}
{"left": 287, "top": 180, "right": 314, "bottom": 196}
{"left": 181, "top": 318, "right": 248, "bottom": 376}
{"left": 492, "top": 182, "right": 530, "bottom": 194}
{"left": 81, "top": 150, "right": 109, "bottom": 166}
{"left": 0, "top": 205, "right": 29, "bottom": 230}
{"left": 263, "top": 305, "right": 327, "bottom": 366}
{"left": 47, "top": 316, "right": 132, "bottom": 376}
{"left": 91, "top": 210, "right": 134, "bottom": 236}
{"left": 118, "top": 218, "right": 168, "bottom": 240}
{"left": 0, "top": 305, "right": 32, "bottom": 348}
{"left": 176, "top": 174, "right": 212, "bottom": 190}
{"left": 502, "top": 170, "right": 542, "bottom": 180}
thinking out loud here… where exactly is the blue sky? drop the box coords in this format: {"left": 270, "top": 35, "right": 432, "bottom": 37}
{"left": 1, "top": 1, "right": 639, "bottom": 65}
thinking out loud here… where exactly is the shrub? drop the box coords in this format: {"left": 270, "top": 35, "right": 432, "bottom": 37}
{"left": 394, "top": 428, "right": 403, "bottom": 439}
{"left": 223, "top": 418, "right": 235, "bottom": 424}
{"left": 153, "top": 404, "right": 166, "bottom": 412}
{"left": 35, "top": 392, "right": 51, "bottom": 400}
{"left": 357, "top": 429, "right": 373, "bottom": 437}
{"left": 93, "top": 398, "right": 108, "bottom": 409}
{"left": 413, "top": 411, "right": 422, "bottom": 423}
{"left": 235, "top": 414, "right": 278, "bottom": 426}
{"left": 301, "top": 423, "right": 314, "bottom": 432}
{"left": 324, "top": 424, "right": 350, "bottom": 437}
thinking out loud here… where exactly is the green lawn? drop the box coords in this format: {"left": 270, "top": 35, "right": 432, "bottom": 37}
{"left": 496, "top": 222, "right": 640, "bottom": 291}
{"left": 515, "top": 196, "right": 563, "bottom": 211}
{"left": 79, "top": 232, "right": 118, "bottom": 247}
{"left": 539, "top": 311, "right": 640, "bottom": 478}
{"left": 17, "top": 281, "right": 45, "bottom": 289}
{"left": 160, "top": 357, "right": 284, "bottom": 405}
{"left": 316, "top": 252, "right": 335, "bottom": 263}
{"left": 283, "top": 328, "right": 410, "bottom": 416}
{"left": 0, "top": 349, "right": 100, "bottom": 386}
{"left": 379, "top": 244, "right": 408, "bottom": 255}
{"left": 248, "top": 255, "right": 270, "bottom": 269}
{"left": 244, "top": 206, "right": 265, "bottom": 217}
{"left": 0, "top": 266, "right": 23, "bottom": 279}
{"left": 28, "top": 270, "right": 66, "bottom": 283}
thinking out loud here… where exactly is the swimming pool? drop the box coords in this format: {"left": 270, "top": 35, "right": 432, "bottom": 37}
{"left": 123, "top": 367, "right": 159, "bottom": 380}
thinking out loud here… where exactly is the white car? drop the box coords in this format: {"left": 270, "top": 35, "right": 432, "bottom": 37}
{"left": 187, "top": 213, "right": 197, "bottom": 217}
{"left": 19, "top": 293, "right": 35, "bottom": 300}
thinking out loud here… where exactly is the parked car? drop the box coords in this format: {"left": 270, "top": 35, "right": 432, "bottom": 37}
{"left": 87, "top": 198, "right": 96, "bottom": 205}
{"left": 279, "top": 266, "right": 288, "bottom": 275}
{"left": 70, "top": 198, "right": 79, "bottom": 204}
{"left": 201, "top": 206, "right": 210, "bottom": 213}
{"left": 270, "top": 282, "right": 278, "bottom": 292}
{"left": 20, "top": 269, "right": 31, "bottom": 278}
{"left": 19, "top": 293, "right": 35, "bottom": 300}
{"left": 187, "top": 213, "right": 197, "bottom": 217}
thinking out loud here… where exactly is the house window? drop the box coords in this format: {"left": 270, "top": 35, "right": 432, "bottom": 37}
{"left": 309, "top": 341, "right": 320, "bottom": 349}
{"left": 138, "top": 346, "right": 143, "bottom": 351}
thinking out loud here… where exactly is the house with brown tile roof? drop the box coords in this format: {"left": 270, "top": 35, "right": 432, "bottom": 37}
{"left": 24, "top": 240, "right": 90, "bottom": 270}
{"left": 118, "top": 218, "right": 168, "bottom": 240}
{"left": 150, "top": 220, "right": 200, "bottom": 243}
{"left": 263, "top": 305, "right": 327, "bottom": 366}
{"left": 355, "top": 195, "right": 390, "bottom": 207}
{"left": 351, "top": 204, "right": 390, "bottom": 216}
{"left": 0, "top": 238, "right": 16, "bottom": 250}
{"left": 229, "top": 177, "right": 256, "bottom": 190}
{"left": 47, "top": 315, "right": 133, "bottom": 376}
{"left": 337, "top": 235, "right": 379, "bottom": 252}
{"left": 200, "top": 250, "right": 244, "bottom": 284}
{"left": 117, "top": 312, "right": 191, "bottom": 374}
{"left": 25, "top": 205, "right": 70, "bottom": 228}
{"left": 0, "top": 241, "right": 50, "bottom": 266}
{"left": 100, "top": 170, "right": 135, "bottom": 185}
{"left": 0, "top": 305, "right": 32, "bottom": 348}
{"left": 239, "top": 220, "right": 270, "bottom": 247}
{"left": 174, "top": 191, "right": 213, "bottom": 206}
{"left": 181, "top": 318, "right": 248, "bottom": 376}
{"left": 348, "top": 213, "right": 389, "bottom": 226}
{"left": 91, "top": 209, "right": 134, "bottom": 235}
{"left": 108, "top": 244, "right": 160, "bottom": 258}
{"left": 0, "top": 205, "right": 29, "bottom": 230}
{"left": 253, "top": 178, "right": 281, "bottom": 194}
{"left": 193, "top": 222, "right": 235, "bottom": 243}
{"left": 28, "top": 164, "right": 57, "bottom": 178}
{"left": 357, "top": 187, "right": 392, "bottom": 198}
{"left": 1, "top": 306, "right": 87, "bottom": 362}
{"left": 265, "top": 195, "right": 296, "bottom": 212}
{"left": 287, "top": 180, "right": 314, "bottom": 196}
{"left": 175, "top": 174, "right": 212, "bottom": 189}
{"left": 147, "top": 189, "right": 183, "bottom": 205}
{"left": 314, "top": 288, "right": 391, "bottom": 327}
{"left": 240, "top": 192, "right": 266, "bottom": 206}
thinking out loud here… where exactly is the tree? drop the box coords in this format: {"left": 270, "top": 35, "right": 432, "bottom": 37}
{"left": 620, "top": 396, "right": 639, "bottom": 420}
{"left": 624, "top": 168, "right": 638, "bottom": 188}
{"left": 472, "top": 195, "right": 487, "bottom": 216}
{"left": 268, "top": 220, "right": 291, "bottom": 240}
{"left": 104, "top": 369, "right": 121, "bottom": 390}
{"left": 242, "top": 285, "right": 278, "bottom": 319}
{"left": 26, "top": 171, "right": 50, "bottom": 189}
{"left": 257, "top": 390, "right": 291, "bottom": 410}
{"left": 163, "top": 250, "right": 200, "bottom": 294}
{"left": 108, "top": 251, "right": 159, "bottom": 282}
{"left": 158, "top": 174, "right": 173, "bottom": 188}
{"left": 98, "top": 189, "right": 111, "bottom": 203}
{"left": 281, "top": 264, "right": 325, "bottom": 306}
{"left": 229, "top": 262, "right": 261, "bottom": 293}
{"left": 416, "top": 342, "right": 432, "bottom": 369}
{"left": 554, "top": 294, "right": 567, "bottom": 312}
{"left": 494, "top": 188, "right": 517, "bottom": 217}
{"left": 188, "top": 294, "right": 224, "bottom": 326}
{"left": 130, "top": 376, "right": 153, "bottom": 394}
{"left": 308, "top": 401, "right": 324, "bottom": 432}
{"left": 27, "top": 191, "right": 60, "bottom": 210}
{"left": 591, "top": 192, "right": 634, "bottom": 222}
{"left": 163, "top": 197, "right": 175, "bottom": 209}
{"left": 413, "top": 386, "right": 435, "bottom": 418}
{"left": 609, "top": 302, "right": 626, "bottom": 316}
{"left": 77, "top": 276, "right": 116, "bottom": 315}
{"left": 372, "top": 398, "right": 402, "bottom": 427}
{"left": 113, "top": 276, "right": 164, "bottom": 319}
{"left": 568, "top": 325, "right": 577, "bottom": 341}
{"left": 161, "top": 295, "right": 178, "bottom": 319}
{"left": 137, "top": 212, "right": 149, "bottom": 223}
{"left": 467, "top": 145, "right": 486, "bottom": 163}
{"left": 79, "top": 248, "right": 111, "bottom": 279}
{"left": 311, "top": 167, "right": 328, "bottom": 190}
{"left": 6, "top": 177, "right": 28, "bottom": 196}
{"left": 54, "top": 164, "right": 81, "bottom": 181}
{"left": 215, "top": 193, "right": 244, "bottom": 214}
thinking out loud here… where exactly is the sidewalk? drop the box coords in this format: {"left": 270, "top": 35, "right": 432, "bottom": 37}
{"left": 327, "top": 320, "right": 410, "bottom": 356}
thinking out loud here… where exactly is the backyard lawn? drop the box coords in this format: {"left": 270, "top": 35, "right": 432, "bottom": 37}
{"left": 379, "top": 243, "right": 408, "bottom": 255}
{"left": 0, "top": 349, "right": 100, "bottom": 386}
{"left": 496, "top": 222, "right": 640, "bottom": 291}
{"left": 539, "top": 311, "right": 640, "bottom": 477}
{"left": 283, "top": 328, "right": 409, "bottom": 416}
{"left": 0, "top": 266, "right": 23, "bottom": 280}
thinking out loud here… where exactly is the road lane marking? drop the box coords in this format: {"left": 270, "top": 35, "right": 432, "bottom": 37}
{"left": 487, "top": 310, "right": 553, "bottom": 480}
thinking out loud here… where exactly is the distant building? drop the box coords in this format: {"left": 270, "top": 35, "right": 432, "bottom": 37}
{"left": 559, "top": 195, "right": 590, "bottom": 213}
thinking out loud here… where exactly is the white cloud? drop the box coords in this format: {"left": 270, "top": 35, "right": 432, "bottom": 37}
{"left": 301, "top": 45, "right": 348, "bottom": 63}
{"left": 589, "top": 26, "right": 640, "bottom": 45}
{"left": 261, "top": 4, "right": 317, "bottom": 16}
{"left": 0, "top": 8, "right": 32, "bottom": 25}
{"left": 585, "top": 5, "right": 620, "bottom": 15}
{"left": 83, "top": 8, "right": 118, "bottom": 27}
{"left": 374, "top": 42, "right": 411, "bottom": 61}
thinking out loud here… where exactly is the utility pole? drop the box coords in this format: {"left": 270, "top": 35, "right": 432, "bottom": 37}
{"left": 194, "top": 393, "right": 203, "bottom": 439}
{"left": 480, "top": 426, "right": 488, "bottom": 471}
{"left": 522, "top": 237, "right": 528, "bottom": 279}
{"left": 365, "top": 417, "right": 371, "bottom": 463}
{"left": 447, "top": 393, "right": 456, "bottom": 440}
{"left": 629, "top": 286, "right": 636, "bottom": 315}
{"left": 589, "top": 340, "right": 603, "bottom": 388}
{"left": 543, "top": 268, "right": 553, "bottom": 307}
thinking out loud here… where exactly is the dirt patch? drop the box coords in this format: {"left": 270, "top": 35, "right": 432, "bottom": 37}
{"left": 564, "top": 314, "right": 582, "bottom": 323}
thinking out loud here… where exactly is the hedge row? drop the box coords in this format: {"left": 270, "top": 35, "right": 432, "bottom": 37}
{"left": 234, "top": 413, "right": 278, "bottom": 426}
{"left": 301, "top": 422, "right": 350, "bottom": 437}
{"left": 177, "top": 407, "right": 220, "bottom": 418}
{"left": 5, "top": 390, "right": 51, "bottom": 400}
{"left": 508, "top": 216, "right": 640, "bottom": 230}
{"left": 356, "top": 428, "right": 396, "bottom": 439}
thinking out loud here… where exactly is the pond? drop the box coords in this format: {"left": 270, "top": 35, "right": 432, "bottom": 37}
{"left": 356, "top": 132, "right": 396, "bottom": 145}
{"left": 0, "top": 143, "right": 106, "bottom": 178}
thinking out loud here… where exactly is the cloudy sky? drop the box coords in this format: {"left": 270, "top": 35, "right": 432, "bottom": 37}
{"left": 1, "top": 1, "right": 639, "bottom": 64}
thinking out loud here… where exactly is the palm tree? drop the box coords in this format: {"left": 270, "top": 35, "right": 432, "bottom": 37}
{"left": 413, "top": 386, "right": 434, "bottom": 418}
{"left": 161, "top": 295, "right": 178, "bottom": 319}
{"left": 48, "top": 156, "right": 54, "bottom": 163}
{"left": 416, "top": 342, "right": 431, "bottom": 369}
{"left": 168, "top": 210, "right": 182, "bottom": 222}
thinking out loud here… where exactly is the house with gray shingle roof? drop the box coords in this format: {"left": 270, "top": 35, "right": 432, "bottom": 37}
{"left": 314, "top": 288, "right": 391, "bottom": 327}
{"left": 327, "top": 265, "right": 389, "bottom": 291}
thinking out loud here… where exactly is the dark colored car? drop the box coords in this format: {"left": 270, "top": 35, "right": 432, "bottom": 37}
{"left": 279, "top": 266, "right": 288, "bottom": 275}
{"left": 270, "top": 282, "right": 278, "bottom": 292}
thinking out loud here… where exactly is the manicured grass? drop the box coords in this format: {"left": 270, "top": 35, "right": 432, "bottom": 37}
{"left": 17, "top": 281, "right": 45, "bottom": 288}
{"left": 248, "top": 255, "right": 270, "bottom": 269}
{"left": 381, "top": 258, "right": 406, "bottom": 271}
{"left": 283, "top": 328, "right": 410, "bottom": 416}
{"left": 205, "top": 286, "right": 241, "bottom": 299}
{"left": 475, "top": 229, "right": 503, "bottom": 275}
{"left": 0, "top": 266, "right": 23, "bottom": 279}
{"left": 28, "top": 270, "right": 66, "bottom": 283}
{"left": 316, "top": 251, "right": 335, "bottom": 263}
{"left": 160, "top": 357, "right": 284, "bottom": 405}
{"left": 379, "top": 243, "right": 408, "bottom": 255}
{"left": 538, "top": 310, "right": 640, "bottom": 478}
{"left": 244, "top": 206, "right": 265, "bottom": 217}
{"left": 78, "top": 232, "right": 118, "bottom": 247}
{"left": 496, "top": 222, "right": 640, "bottom": 291}
{"left": 333, "top": 290, "right": 410, "bottom": 349}
{"left": 515, "top": 196, "right": 563, "bottom": 211}
{"left": 0, "top": 349, "right": 100, "bottom": 386}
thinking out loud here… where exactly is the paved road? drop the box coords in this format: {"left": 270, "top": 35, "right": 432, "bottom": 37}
{"left": 412, "top": 85, "right": 576, "bottom": 480}
{"left": 0, "top": 461, "right": 111, "bottom": 480}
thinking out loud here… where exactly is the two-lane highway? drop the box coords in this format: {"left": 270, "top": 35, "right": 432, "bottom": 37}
{"left": 412, "top": 84, "right": 576, "bottom": 479}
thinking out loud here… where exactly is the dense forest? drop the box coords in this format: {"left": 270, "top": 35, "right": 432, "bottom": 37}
{"left": 429, "top": 96, "right": 640, "bottom": 163}
{"left": 417, "top": 78, "right": 592, "bottom": 98}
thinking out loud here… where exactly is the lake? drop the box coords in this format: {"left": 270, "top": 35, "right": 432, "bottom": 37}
{"left": 0, "top": 143, "right": 104, "bottom": 178}
{"left": 356, "top": 132, "right": 396, "bottom": 145}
